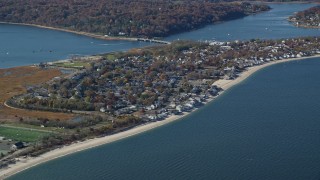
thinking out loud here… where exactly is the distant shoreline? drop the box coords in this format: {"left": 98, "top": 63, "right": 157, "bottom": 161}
{"left": 0, "top": 22, "right": 171, "bottom": 44}
{"left": 1, "top": 54, "right": 319, "bottom": 179}
{"left": 287, "top": 19, "right": 320, "bottom": 29}
{"left": 253, "top": 1, "right": 319, "bottom": 4}
{"left": 0, "top": 22, "right": 137, "bottom": 41}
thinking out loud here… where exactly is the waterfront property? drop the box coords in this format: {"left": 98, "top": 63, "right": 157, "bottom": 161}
{"left": 0, "top": 36, "right": 317, "bottom": 168}
{"left": 289, "top": 5, "right": 320, "bottom": 28}
{"left": 7, "top": 56, "right": 320, "bottom": 180}
{"left": 12, "top": 37, "right": 320, "bottom": 122}
{"left": 1, "top": 3, "right": 320, "bottom": 179}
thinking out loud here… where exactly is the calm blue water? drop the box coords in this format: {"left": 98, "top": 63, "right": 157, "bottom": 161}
{"left": 1, "top": 4, "right": 319, "bottom": 69}
{"left": 165, "top": 3, "right": 320, "bottom": 41}
{"left": 5, "top": 3, "right": 320, "bottom": 180}
{"left": 9, "top": 57, "right": 320, "bottom": 180}
{"left": 0, "top": 24, "right": 151, "bottom": 68}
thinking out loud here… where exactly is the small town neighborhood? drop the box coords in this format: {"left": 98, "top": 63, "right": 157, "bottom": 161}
{"left": 9, "top": 37, "right": 320, "bottom": 123}
{"left": 289, "top": 5, "right": 320, "bottom": 28}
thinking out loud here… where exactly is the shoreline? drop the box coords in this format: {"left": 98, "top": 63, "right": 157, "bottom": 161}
{"left": 0, "top": 22, "right": 170, "bottom": 44}
{"left": 1, "top": 54, "right": 319, "bottom": 179}
{"left": 0, "top": 22, "right": 137, "bottom": 42}
{"left": 261, "top": 2, "right": 319, "bottom": 4}
{"left": 287, "top": 19, "right": 320, "bottom": 29}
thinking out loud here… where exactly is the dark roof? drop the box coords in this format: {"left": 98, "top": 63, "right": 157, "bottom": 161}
{"left": 14, "top": 142, "right": 24, "bottom": 148}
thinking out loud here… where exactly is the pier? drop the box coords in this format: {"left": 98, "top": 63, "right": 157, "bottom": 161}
{"left": 137, "top": 38, "right": 171, "bottom": 44}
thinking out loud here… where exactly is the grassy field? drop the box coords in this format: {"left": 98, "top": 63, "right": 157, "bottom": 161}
{"left": 0, "top": 150, "right": 8, "bottom": 155}
{"left": 0, "top": 126, "right": 50, "bottom": 142}
{"left": 54, "top": 62, "right": 88, "bottom": 69}
{"left": 105, "top": 53, "right": 117, "bottom": 61}
{"left": 0, "top": 66, "right": 74, "bottom": 121}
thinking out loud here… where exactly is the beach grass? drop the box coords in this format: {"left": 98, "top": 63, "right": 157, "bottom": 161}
{"left": 0, "top": 66, "right": 74, "bottom": 121}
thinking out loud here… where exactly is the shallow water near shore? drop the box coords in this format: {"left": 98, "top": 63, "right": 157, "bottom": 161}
{"left": 9, "top": 57, "right": 320, "bottom": 180}
{"left": 0, "top": 24, "right": 151, "bottom": 68}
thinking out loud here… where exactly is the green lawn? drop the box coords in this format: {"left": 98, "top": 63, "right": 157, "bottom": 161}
{"left": 0, "top": 126, "right": 50, "bottom": 142}
{"left": 54, "top": 62, "right": 88, "bottom": 69}
{"left": 105, "top": 54, "right": 117, "bottom": 61}
{"left": 0, "top": 150, "right": 9, "bottom": 156}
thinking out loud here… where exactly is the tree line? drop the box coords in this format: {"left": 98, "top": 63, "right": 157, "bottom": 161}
{"left": 0, "top": 0, "right": 270, "bottom": 38}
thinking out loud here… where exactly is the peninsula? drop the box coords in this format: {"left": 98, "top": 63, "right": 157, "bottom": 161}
{"left": 289, "top": 5, "right": 320, "bottom": 28}
{"left": 0, "top": 1, "right": 320, "bottom": 178}
{"left": 0, "top": 37, "right": 320, "bottom": 179}
{"left": 0, "top": 36, "right": 319, "bottom": 174}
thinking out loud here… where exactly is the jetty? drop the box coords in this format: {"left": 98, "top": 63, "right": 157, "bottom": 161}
{"left": 137, "top": 38, "right": 171, "bottom": 44}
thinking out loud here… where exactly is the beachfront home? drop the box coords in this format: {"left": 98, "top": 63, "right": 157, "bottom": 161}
{"left": 100, "top": 107, "right": 106, "bottom": 113}
{"left": 10, "top": 142, "right": 25, "bottom": 151}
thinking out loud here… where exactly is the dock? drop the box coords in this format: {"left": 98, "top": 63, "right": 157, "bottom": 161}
{"left": 137, "top": 38, "right": 171, "bottom": 44}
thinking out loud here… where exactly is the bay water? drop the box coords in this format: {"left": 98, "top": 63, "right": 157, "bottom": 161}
{"left": 0, "top": 24, "right": 151, "bottom": 68}
{"left": 165, "top": 3, "right": 320, "bottom": 41}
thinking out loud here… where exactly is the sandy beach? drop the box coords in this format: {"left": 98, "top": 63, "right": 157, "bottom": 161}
{"left": 0, "top": 54, "right": 319, "bottom": 179}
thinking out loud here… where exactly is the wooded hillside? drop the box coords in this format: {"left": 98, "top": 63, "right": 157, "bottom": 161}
{"left": 289, "top": 6, "right": 320, "bottom": 28}
{"left": 0, "top": 0, "right": 270, "bottom": 38}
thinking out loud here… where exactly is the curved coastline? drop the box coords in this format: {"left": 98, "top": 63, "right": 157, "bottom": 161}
{"left": 0, "top": 22, "right": 170, "bottom": 44}
{"left": 0, "top": 22, "right": 137, "bottom": 41}
{"left": 1, "top": 54, "right": 319, "bottom": 179}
